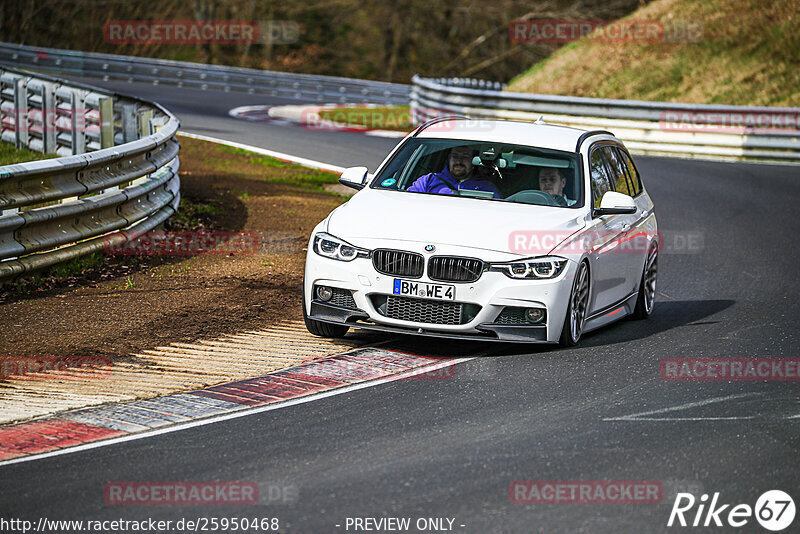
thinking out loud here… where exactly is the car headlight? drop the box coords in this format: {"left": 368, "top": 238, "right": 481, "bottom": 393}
{"left": 312, "top": 232, "right": 369, "bottom": 262}
{"left": 489, "top": 256, "right": 568, "bottom": 279}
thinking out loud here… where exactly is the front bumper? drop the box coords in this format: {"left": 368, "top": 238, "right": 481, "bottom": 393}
{"left": 309, "top": 301, "right": 548, "bottom": 343}
{"left": 304, "top": 250, "right": 577, "bottom": 344}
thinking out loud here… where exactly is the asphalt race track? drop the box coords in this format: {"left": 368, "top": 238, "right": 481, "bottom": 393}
{"left": 2, "top": 78, "right": 799, "bottom": 533}
{"left": 58, "top": 77, "right": 400, "bottom": 171}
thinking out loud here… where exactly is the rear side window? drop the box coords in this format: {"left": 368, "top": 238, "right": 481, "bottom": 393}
{"left": 589, "top": 148, "right": 612, "bottom": 208}
{"left": 600, "top": 146, "right": 632, "bottom": 196}
{"left": 618, "top": 149, "right": 642, "bottom": 196}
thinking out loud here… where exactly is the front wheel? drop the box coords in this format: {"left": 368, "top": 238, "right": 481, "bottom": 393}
{"left": 632, "top": 244, "right": 658, "bottom": 319}
{"left": 302, "top": 284, "right": 350, "bottom": 338}
{"left": 559, "top": 261, "right": 590, "bottom": 347}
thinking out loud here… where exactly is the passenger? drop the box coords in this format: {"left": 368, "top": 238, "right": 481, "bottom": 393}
{"left": 408, "top": 146, "right": 500, "bottom": 198}
{"left": 538, "top": 167, "right": 576, "bottom": 206}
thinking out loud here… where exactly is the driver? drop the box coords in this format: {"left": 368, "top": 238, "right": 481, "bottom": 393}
{"left": 408, "top": 146, "right": 500, "bottom": 198}
{"left": 538, "top": 167, "right": 576, "bottom": 206}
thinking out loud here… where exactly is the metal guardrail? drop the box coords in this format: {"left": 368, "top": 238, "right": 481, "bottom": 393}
{"left": 411, "top": 76, "right": 800, "bottom": 163}
{"left": 0, "top": 42, "right": 410, "bottom": 106}
{"left": 0, "top": 66, "right": 180, "bottom": 281}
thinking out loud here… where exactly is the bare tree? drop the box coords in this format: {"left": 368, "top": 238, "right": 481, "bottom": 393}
{"left": 0, "top": 0, "right": 645, "bottom": 82}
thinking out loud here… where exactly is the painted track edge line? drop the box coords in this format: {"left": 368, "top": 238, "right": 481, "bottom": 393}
{"left": 0, "top": 357, "right": 474, "bottom": 468}
{"left": 177, "top": 131, "right": 347, "bottom": 174}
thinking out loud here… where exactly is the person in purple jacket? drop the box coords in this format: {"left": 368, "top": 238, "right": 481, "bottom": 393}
{"left": 407, "top": 146, "right": 501, "bottom": 198}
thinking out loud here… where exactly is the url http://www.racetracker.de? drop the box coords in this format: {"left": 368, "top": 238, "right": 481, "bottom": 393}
{"left": 0, "top": 517, "right": 282, "bottom": 533}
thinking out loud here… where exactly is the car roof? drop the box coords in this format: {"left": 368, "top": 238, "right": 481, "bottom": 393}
{"left": 414, "top": 118, "right": 598, "bottom": 153}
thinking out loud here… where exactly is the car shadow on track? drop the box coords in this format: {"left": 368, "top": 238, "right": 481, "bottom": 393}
{"left": 355, "top": 299, "right": 735, "bottom": 359}
{"left": 576, "top": 298, "right": 734, "bottom": 348}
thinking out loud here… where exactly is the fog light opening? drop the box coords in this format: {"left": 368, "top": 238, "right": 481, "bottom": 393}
{"left": 316, "top": 286, "right": 333, "bottom": 301}
{"left": 525, "top": 308, "right": 545, "bottom": 323}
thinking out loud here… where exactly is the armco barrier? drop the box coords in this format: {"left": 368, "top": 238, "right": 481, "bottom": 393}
{"left": 0, "top": 42, "right": 410, "bottom": 106}
{"left": 4, "top": 43, "right": 796, "bottom": 163}
{"left": 0, "top": 65, "right": 180, "bottom": 281}
{"left": 411, "top": 76, "right": 800, "bottom": 163}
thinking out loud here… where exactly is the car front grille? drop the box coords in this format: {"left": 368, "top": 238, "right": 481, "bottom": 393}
{"left": 385, "top": 296, "right": 464, "bottom": 325}
{"left": 428, "top": 256, "right": 485, "bottom": 282}
{"left": 369, "top": 295, "right": 482, "bottom": 325}
{"left": 372, "top": 249, "right": 424, "bottom": 278}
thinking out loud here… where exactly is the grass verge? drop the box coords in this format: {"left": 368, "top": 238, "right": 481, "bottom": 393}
{"left": 0, "top": 137, "right": 343, "bottom": 298}
{"left": 507, "top": 0, "right": 799, "bottom": 106}
{"left": 0, "top": 143, "right": 55, "bottom": 166}
{"left": 210, "top": 144, "right": 341, "bottom": 190}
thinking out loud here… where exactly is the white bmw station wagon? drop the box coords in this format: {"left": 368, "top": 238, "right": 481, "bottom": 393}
{"left": 303, "top": 118, "right": 658, "bottom": 346}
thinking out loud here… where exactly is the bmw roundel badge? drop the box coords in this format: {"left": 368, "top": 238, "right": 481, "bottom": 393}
{"left": 424, "top": 244, "right": 436, "bottom": 253}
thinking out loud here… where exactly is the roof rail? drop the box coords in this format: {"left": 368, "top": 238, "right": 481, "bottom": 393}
{"left": 412, "top": 115, "right": 469, "bottom": 137}
{"left": 575, "top": 130, "right": 615, "bottom": 151}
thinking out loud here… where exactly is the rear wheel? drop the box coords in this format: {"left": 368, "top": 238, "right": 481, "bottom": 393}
{"left": 302, "top": 284, "right": 350, "bottom": 338}
{"left": 632, "top": 244, "right": 658, "bottom": 319}
{"left": 559, "top": 261, "right": 590, "bottom": 347}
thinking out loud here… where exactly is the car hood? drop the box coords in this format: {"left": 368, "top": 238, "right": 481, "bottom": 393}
{"left": 326, "top": 189, "right": 586, "bottom": 258}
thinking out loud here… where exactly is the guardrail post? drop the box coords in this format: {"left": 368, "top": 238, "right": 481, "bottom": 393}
{"left": 13, "top": 78, "right": 28, "bottom": 149}
{"left": 149, "top": 116, "right": 168, "bottom": 133}
{"left": 41, "top": 82, "right": 56, "bottom": 154}
{"left": 138, "top": 109, "right": 154, "bottom": 137}
{"left": 99, "top": 96, "right": 114, "bottom": 148}
{"left": 70, "top": 90, "right": 86, "bottom": 154}
{"left": 121, "top": 104, "right": 138, "bottom": 142}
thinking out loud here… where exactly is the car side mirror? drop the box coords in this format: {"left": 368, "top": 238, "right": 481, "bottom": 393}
{"left": 339, "top": 166, "right": 369, "bottom": 190}
{"left": 593, "top": 191, "right": 637, "bottom": 216}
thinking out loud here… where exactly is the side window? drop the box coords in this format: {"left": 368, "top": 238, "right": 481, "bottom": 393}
{"left": 399, "top": 146, "right": 445, "bottom": 189}
{"left": 589, "top": 147, "right": 612, "bottom": 208}
{"left": 618, "top": 150, "right": 642, "bottom": 196}
{"left": 601, "top": 146, "right": 632, "bottom": 196}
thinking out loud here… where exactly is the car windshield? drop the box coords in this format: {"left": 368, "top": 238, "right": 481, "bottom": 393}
{"left": 371, "top": 138, "right": 583, "bottom": 208}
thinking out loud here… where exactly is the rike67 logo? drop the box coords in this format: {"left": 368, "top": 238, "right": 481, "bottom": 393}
{"left": 668, "top": 490, "right": 795, "bottom": 531}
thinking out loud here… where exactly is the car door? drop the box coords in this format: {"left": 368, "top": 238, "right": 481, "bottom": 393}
{"left": 582, "top": 144, "right": 635, "bottom": 313}
{"left": 615, "top": 147, "right": 656, "bottom": 283}
{"left": 600, "top": 145, "right": 646, "bottom": 296}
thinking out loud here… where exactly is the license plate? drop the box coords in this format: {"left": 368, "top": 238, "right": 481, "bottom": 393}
{"left": 393, "top": 279, "right": 455, "bottom": 300}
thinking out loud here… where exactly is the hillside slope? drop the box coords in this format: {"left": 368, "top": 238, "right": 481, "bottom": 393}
{"left": 507, "top": 0, "right": 799, "bottom": 106}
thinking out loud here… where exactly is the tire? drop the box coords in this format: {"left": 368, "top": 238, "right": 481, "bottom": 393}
{"left": 632, "top": 243, "right": 658, "bottom": 320}
{"left": 302, "top": 284, "right": 350, "bottom": 338}
{"left": 559, "top": 261, "right": 590, "bottom": 347}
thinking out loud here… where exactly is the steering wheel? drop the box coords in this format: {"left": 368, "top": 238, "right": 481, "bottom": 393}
{"left": 481, "top": 161, "right": 503, "bottom": 181}
{"left": 504, "top": 189, "right": 560, "bottom": 206}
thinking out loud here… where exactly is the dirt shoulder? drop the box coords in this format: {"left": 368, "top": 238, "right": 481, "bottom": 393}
{"left": 0, "top": 137, "right": 346, "bottom": 363}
